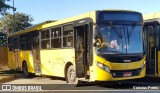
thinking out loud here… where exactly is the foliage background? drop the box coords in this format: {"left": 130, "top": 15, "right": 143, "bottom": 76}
{"left": 0, "top": 0, "right": 33, "bottom": 46}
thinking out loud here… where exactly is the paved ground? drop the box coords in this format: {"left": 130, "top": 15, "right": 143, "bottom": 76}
{"left": 1, "top": 71, "right": 160, "bottom": 93}
{"left": 4, "top": 75, "right": 66, "bottom": 84}
{"left": 1, "top": 72, "right": 160, "bottom": 92}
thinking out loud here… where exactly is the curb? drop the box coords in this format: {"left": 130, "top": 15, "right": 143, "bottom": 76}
{"left": 0, "top": 75, "right": 15, "bottom": 83}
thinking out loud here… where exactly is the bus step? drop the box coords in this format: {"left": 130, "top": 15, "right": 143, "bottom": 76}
{"left": 78, "top": 78, "right": 90, "bottom": 82}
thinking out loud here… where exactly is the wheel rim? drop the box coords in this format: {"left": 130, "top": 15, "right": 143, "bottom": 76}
{"left": 23, "top": 64, "right": 28, "bottom": 76}
{"left": 69, "top": 70, "right": 76, "bottom": 82}
{"left": 24, "top": 67, "right": 27, "bottom": 74}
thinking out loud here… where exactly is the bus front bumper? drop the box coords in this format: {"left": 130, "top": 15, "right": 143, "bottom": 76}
{"left": 96, "top": 66, "right": 146, "bottom": 81}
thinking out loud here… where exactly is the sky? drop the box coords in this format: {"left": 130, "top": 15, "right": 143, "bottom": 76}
{"left": 5, "top": 0, "right": 160, "bottom": 24}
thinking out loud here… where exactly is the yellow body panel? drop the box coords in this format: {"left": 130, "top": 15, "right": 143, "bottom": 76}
{"left": 19, "top": 51, "right": 34, "bottom": 73}
{"left": 8, "top": 50, "right": 34, "bottom": 73}
{"left": 95, "top": 55, "right": 146, "bottom": 81}
{"left": 40, "top": 49, "right": 75, "bottom": 77}
{"left": 8, "top": 51, "right": 15, "bottom": 69}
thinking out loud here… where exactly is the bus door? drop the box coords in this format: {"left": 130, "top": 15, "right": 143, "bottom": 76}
{"left": 74, "top": 24, "right": 91, "bottom": 79}
{"left": 32, "top": 31, "right": 41, "bottom": 75}
{"left": 13, "top": 37, "right": 20, "bottom": 70}
{"left": 145, "top": 23, "right": 159, "bottom": 76}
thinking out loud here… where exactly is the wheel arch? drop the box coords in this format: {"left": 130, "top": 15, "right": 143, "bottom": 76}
{"left": 22, "top": 60, "right": 27, "bottom": 70}
{"left": 64, "top": 62, "right": 74, "bottom": 79}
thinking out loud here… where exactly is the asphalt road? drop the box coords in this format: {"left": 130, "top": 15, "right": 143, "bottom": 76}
{"left": 1, "top": 72, "right": 160, "bottom": 93}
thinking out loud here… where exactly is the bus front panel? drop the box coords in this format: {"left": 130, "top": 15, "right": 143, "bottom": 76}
{"left": 93, "top": 11, "right": 146, "bottom": 81}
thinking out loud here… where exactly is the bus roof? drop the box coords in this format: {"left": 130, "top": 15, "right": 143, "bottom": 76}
{"left": 9, "top": 9, "right": 141, "bottom": 37}
{"left": 25, "top": 20, "right": 56, "bottom": 30}
{"left": 9, "top": 11, "right": 94, "bottom": 37}
{"left": 143, "top": 12, "right": 160, "bottom": 21}
{"left": 103, "top": 9, "right": 139, "bottom": 13}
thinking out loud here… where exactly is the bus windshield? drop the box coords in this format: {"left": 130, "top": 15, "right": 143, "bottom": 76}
{"left": 97, "top": 24, "right": 143, "bottom": 54}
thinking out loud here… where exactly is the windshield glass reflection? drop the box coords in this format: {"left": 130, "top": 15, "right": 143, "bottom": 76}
{"left": 97, "top": 24, "right": 143, "bottom": 54}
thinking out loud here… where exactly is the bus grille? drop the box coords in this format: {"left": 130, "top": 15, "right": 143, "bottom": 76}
{"left": 111, "top": 68, "right": 141, "bottom": 78}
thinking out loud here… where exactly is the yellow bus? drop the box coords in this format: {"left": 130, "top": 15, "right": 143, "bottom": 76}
{"left": 8, "top": 10, "right": 146, "bottom": 83}
{"left": 143, "top": 12, "right": 160, "bottom": 77}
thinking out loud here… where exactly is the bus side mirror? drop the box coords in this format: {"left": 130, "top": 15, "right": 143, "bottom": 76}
{"left": 94, "top": 42, "right": 100, "bottom": 47}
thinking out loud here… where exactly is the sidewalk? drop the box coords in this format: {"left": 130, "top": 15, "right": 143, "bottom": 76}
{"left": 0, "top": 69, "right": 15, "bottom": 83}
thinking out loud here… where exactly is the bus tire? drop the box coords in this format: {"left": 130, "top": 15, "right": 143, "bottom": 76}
{"left": 67, "top": 65, "right": 78, "bottom": 84}
{"left": 22, "top": 62, "right": 29, "bottom": 78}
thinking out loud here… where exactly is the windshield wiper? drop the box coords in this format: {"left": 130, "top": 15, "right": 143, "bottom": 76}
{"left": 126, "top": 22, "right": 137, "bottom": 45}
{"left": 97, "top": 46, "right": 124, "bottom": 54}
{"left": 110, "top": 24, "right": 123, "bottom": 39}
{"left": 128, "top": 22, "right": 136, "bottom": 37}
{"left": 98, "top": 51, "right": 124, "bottom": 55}
{"left": 110, "top": 23, "right": 125, "bottom": 53}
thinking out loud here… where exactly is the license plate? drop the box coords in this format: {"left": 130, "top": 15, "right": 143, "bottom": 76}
{"left": 123, "top": 72, "right": 132, "bottom": 77}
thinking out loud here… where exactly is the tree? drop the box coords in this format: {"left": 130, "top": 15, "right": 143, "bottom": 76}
{"left": 0, "top": 32, "right": 7, "bottom": 46}
{"left": 0, "top": 0, "right": 10, "bottom": 15}
{"left": 0, "top": 12, "right": 33, "bottom": 33}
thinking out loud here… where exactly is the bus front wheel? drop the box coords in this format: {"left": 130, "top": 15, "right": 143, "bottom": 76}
{"left": 66, "top": 65, "right": 77, "bottom": 84}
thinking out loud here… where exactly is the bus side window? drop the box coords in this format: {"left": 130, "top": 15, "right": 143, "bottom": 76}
{"left": 8, "top": 37, "right": 13, "bottom": 51}
{"left": 156, "top": 26, "right": 159, "bottom": 48}
{"left": 148, "top": 26, "right": 155, "bottom": 47}
{"left": 41, "top": 29, "right": 50, "bottom": 49}
{"left": 26, "top": 33, "right": 32, "bottom": 50}
{"left": 63, "top": 24, "right": 73, "bottom": 47}
{"left": 64, "top": 36, "right": 73, "bottom": 47}
{"left": 51, "top": 27, "right": 62, "bottom": 48}
{"left": 41, "top": 40, "right": 50, "bottom": 49}
{"left": 20, "top": 35, "right": 26, "bottom": 50}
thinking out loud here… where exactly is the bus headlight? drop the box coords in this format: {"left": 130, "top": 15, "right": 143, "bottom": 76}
{"left": 141, "top": 61, "right": 146, "bottom": 70}
{"left": 97, "top": 62, "right": 110, "bottom": 73}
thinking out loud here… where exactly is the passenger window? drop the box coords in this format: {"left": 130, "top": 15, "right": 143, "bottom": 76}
{"left": 51, "top": 27, "right": 61, "bottom": 38}
{"left": 8, "top": 37, "right": 13, "bottom": 51}
{"left": 63, "top": 36, "right": 73, "bottom": 47}
{"left": 41, "top": 29, "right": 50, "bottom": 49}
{"left": 51, "top": 38, "right": 61, "bottom": 48}
{"left": 41, "top": 40, "right": 50, "bottom": 49}
{"left": 26, "top": 33, "right": 32, "bottom": 50}
{"left": 51, "top": 27, "right": 62, "bottom": 48}
{"left": 156, "top": 26, "right": 159, "bottom": 48}
{"left": 41, "top": 29, "right": 50, "bottom": 39}
{"left": 63, "top": 24, "right": 73, "bottom": 47}
{"left": 20, "top": 35, "right": 26, "bottom": 50}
